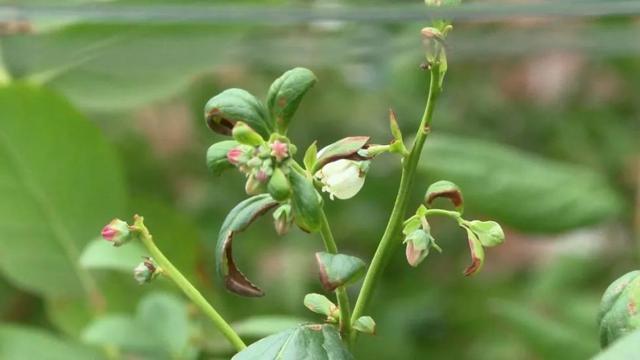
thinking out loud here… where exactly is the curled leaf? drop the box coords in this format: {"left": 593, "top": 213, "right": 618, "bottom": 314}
{"left": 424, "top": 180, "right": 464, "bottom": 213}
{"left": 206, "top": 140, "right": 240, "bottom": 176}
{"left": 267, "top": 67, "right": 317, "bottom": 133}
{"left": 289, "top": 169, "right": 323, "bottom": 232}
{"left": 205, "top": 88, "right": 272, "bottom": 138}
{"left": 463, "top": 228, "right": 484, "bottom": 276}
{"left": 314, "top": 137, "right": 371, "bottom": 172}
{"left": 315, "top": 252, "right": 366, "bottom": 291}
{"left": 216, "top": 194, "right": 278, "bottom": 297}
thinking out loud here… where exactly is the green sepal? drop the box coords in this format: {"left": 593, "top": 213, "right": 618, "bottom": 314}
{"left": 206, "top": 140, "right": 240, "bottom": 176}
{"left": 267, "top": 67, "right": 317, "bottom": 133}
{"left": 267, "top": 167, "right": 292, "bottom": 201}
{"left": 315, "top": 252, "right": 366, "bottom": 291}
{"left": 314, "top": 136, "right": 370, "bottom": 172}
{"left": 598, "top": 271, "right": 640, "bottom": 347}
{"left": 425, "top": 180, "right": 464, "bottom": 214}
{"left": 467, "top": 220, "right": 505, "bottom": 248}
{"left": 303, "top": 141, "right": 318, "bottom": 172}
{"left": 205, "top": 88, "right": 273, "bottom": 138}
{"left": 216, "top": 194, "right": 279, "bottom": 297}
{"left": 352, "top": 316, "right": 376, "bottom": 335}
{"left": 289, "top": 169, "right": 323, "bottom": 232}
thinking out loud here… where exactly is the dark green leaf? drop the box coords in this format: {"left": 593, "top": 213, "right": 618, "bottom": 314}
{"left": 216, "top": 194, "right": 278, "bottom": 297}
{"left": 0, "top": 325, "right": 104, "bottom": 360}
{"left": 205, "top": 88, "right": 272, "bottom": 138}
{"left": 232, "top": 324, "right": 353, "bottom": 360}
{"left": 207, "top": 140, "right": 240, "bottom": 176}
{"left": 267, "top": 67, "right": 317, "bottom": 133}
{"left": 420, "top": 134, "right": 623, "bottom": 233}
{"left": 0, "top": 84, "right": 125, "bottom": 297}
{"left": 315, "top": 136, "right": 370, "bottom": 172}
{"left": 289, "top": 170, "right": 323, "bottom": 232}
{"left": 315, "top": 252, "right": 366, "bottom": 291}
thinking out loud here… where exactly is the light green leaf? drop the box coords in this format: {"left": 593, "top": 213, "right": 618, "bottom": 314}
{"left": 467, "top": 220, "right": 505, "bottom": 247}
{"left": 304, "top": 293, "right": 338, "bottom": 319}
{"left": 352, "top": 316, "right": 376, "bottom": 335}
{"left": 594, "top": 329, "right": 640, "bottom": 360}
{"left": 232, "top": 324, "right": 353, "bottom": 360}
{"left": 303, "top": 141, "right": 318, "bottom": 172}
{"left": 420, "top": 134, "right": 623, "bottom": 233}
{"left": 79, "top": 239, "right": 147, "bottom": 272}
{"left": 232, "top": 315, "right": 309, "bottom": 339}
{"left": 0, "top": 325, "right": 104, "bottom": 360}
{"left": 315, "top": 252, "right": 366, "bottom": 291}
{"left": 598, "top": 271, "right": 640, "bottom": 347}
{"left": 0, "top": 84, "right": 125, "bottom": 297}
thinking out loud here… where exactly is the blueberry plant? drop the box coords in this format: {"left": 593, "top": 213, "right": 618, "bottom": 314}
{"left": 99, "top": 3, "right": 508, "bottom": 358}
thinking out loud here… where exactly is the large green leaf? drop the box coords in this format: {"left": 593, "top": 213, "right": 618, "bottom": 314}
{"left": 420, "top": 134, "right": 623, "bottom": 233}
{"left": 233, "top": 324, "right": 353, "bottom": 360}
{"left": 0, "top": 325, "right": 104, "bottom": 360}
{"left": 0, "top": 84, "right": 126, "bottom": 297}
{"left": 593, "top": 329, "right": 640, "bottom": 360}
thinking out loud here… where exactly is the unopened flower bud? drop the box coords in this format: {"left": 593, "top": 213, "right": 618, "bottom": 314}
{"left": 232, "top": 121, "right": 264, "bottom": 146}
{"left": 270, "top": 140, "right": 289, "bottom": 162}
{"left": 133, "top": 258, "right": 158, "bottom": 284}
{"left": 101, "top": 219, "right": 132, "bottom": 247}
{"left": 227, "top": 145, "right": 252, "bottom": 166}
{"left": 404, "top": 229, "right": 430, "bottom": 267}
{"left": 245, "top": 174, "right": 264, "bottom": 195}
{"left": 273, "top": 204, "right": 293, "bottom": 236}
{"left": 267, "top": 167, "right": 292, "bottom": 201}
{"left": 315, "top": 159, "right": 369, "bottom": 200}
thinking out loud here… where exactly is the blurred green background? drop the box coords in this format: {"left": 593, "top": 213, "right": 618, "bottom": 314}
{"left": 0, "top": 0, "right": 639, "bottom": 359}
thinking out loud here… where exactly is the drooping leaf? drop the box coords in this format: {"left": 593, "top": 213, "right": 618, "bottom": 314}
{"left": 420, "top": 134, "right": 623, "bottom": 233}
{"left": 0, "top": 84, "right": 125, "bottom": 297}
{"left": 594, "top": 329, "right": 640, "bottom": 360}
{"left": 0, "top": 325, "right": 104, "bottom": 360}
{"left": 424, "top": 180, "right": 464, "bottom": 213}
{"left": 315, "top": 252, "right": 366, "bottom": 291}
{"left": 207, "top": 140, "right": 241, "bottom": 176}
{"left": 232, "top": 324, "right": 353, "bottom": 360}
{"left": 266, "top": 67, "right": 317, "bottom": 133}
{"left": 315, "top": 136, "right": 370, "bottom": 172}
{"left": 289, "top": 169, "right": 323, "bottom": 232}
{"left": 205, "top": 88, "right": 272, "bottom": 138}
{"left": 467, "top": 220, "right": 505, "bottom": 248}
{"left": 232, "top": 315, "right": 308, "bottom": 339}
{"left": 216, "top": 194, "right": 278, "bottom": 297}
{"left": 83, "top": 292, "right": 192, "bottom": 358}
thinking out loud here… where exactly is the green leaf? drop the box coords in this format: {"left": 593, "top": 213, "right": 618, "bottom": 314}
{"left": 304, "top": 293, "right": 338, "bottom": 319}
{"left": 0, "top": 325, "right": 104, "bottom": 360}
{"left": 315, "top": 252, "right": 366, "bottom": 291}
{"left": 83, "top": 292, "right": 191, "bottom": 357}
{"left": 216, "top": 194, "right": 278, "bottom": 297}
{"left": 467, "top": 220, "right": 505, "bottom": 247}
{"left": 0, "top": 84, "right": 125, "bottom": 297}
{"left": 232, "top": 324, "right": 353, "bottom": 360}
{"left": 598, "top": 271, "right": 640, "bottom": 347}
{"left": 79, "top": 239, "right": 147, "bottom": 272}
{"left": 205, "top": 88, "right": 273, "bottom": 138}
{"left": 424, "top": 180, "right": 464, "bottom": 213}
{"left": 594, "top": 329, "right": 640, "bottom": 360}
{"left": 207, "top": 140, "right": 240, "bottom": 176}
{"left": 315, "top": 136, "right": 370, "bottom": 172}
{"left": 303, "top": 141, "right": 318, "bottom": 172}
{"left": 289, "top": 169, "right": 323, "bottom": 232}
{"left": 267, "top": 67, "right": 317, "bottom": 133}
{"left": 352, "top": 316, "right": 376, "bottom": 335}
{"left": 420, "top": 134, "right": 623, "bottom": 233}
{"left": 232, "top": 315, "right": 308, "bottom": 339}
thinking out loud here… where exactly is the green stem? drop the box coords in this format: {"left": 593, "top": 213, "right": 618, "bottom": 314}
{"left": 133, "top": 216, "right": 247, "bottom": 352}
{"left": 318, "top": 211, "right": 353, "bottom": 346}
{"left": 351, "top": 65, "right": 441, "bottom": 341}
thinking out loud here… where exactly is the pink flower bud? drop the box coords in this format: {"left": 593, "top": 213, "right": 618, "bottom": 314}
{"left": 101, "top": 219, "right": 132, "bottom": 247}
{"left": 255, "top": 169, "right": 269, "bottom": 183}
{"left": 270, "top": 140, "right": 289, "bottom": 162}
{"left": 227, "top": 147, "right": 244, "bottom": 165}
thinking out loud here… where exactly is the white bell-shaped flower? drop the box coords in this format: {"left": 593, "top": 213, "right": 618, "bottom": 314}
{"left": 316, "top": 159, "right": 369, "bottom": 200}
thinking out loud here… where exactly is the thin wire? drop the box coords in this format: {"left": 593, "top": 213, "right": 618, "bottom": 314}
{"left": 1, "top": 1, "right": 640, "bottom": 25}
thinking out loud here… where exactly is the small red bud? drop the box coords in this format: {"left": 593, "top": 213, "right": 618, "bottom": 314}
{"left": 270, "top": 140, "right": 289, "bottom": 162}
{"left": 101, "top": 219, "right": 132, "bottom": 247}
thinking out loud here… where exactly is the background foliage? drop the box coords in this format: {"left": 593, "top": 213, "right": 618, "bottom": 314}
{"left": 1, "top": 0, "right": 639, "bottom": 359}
